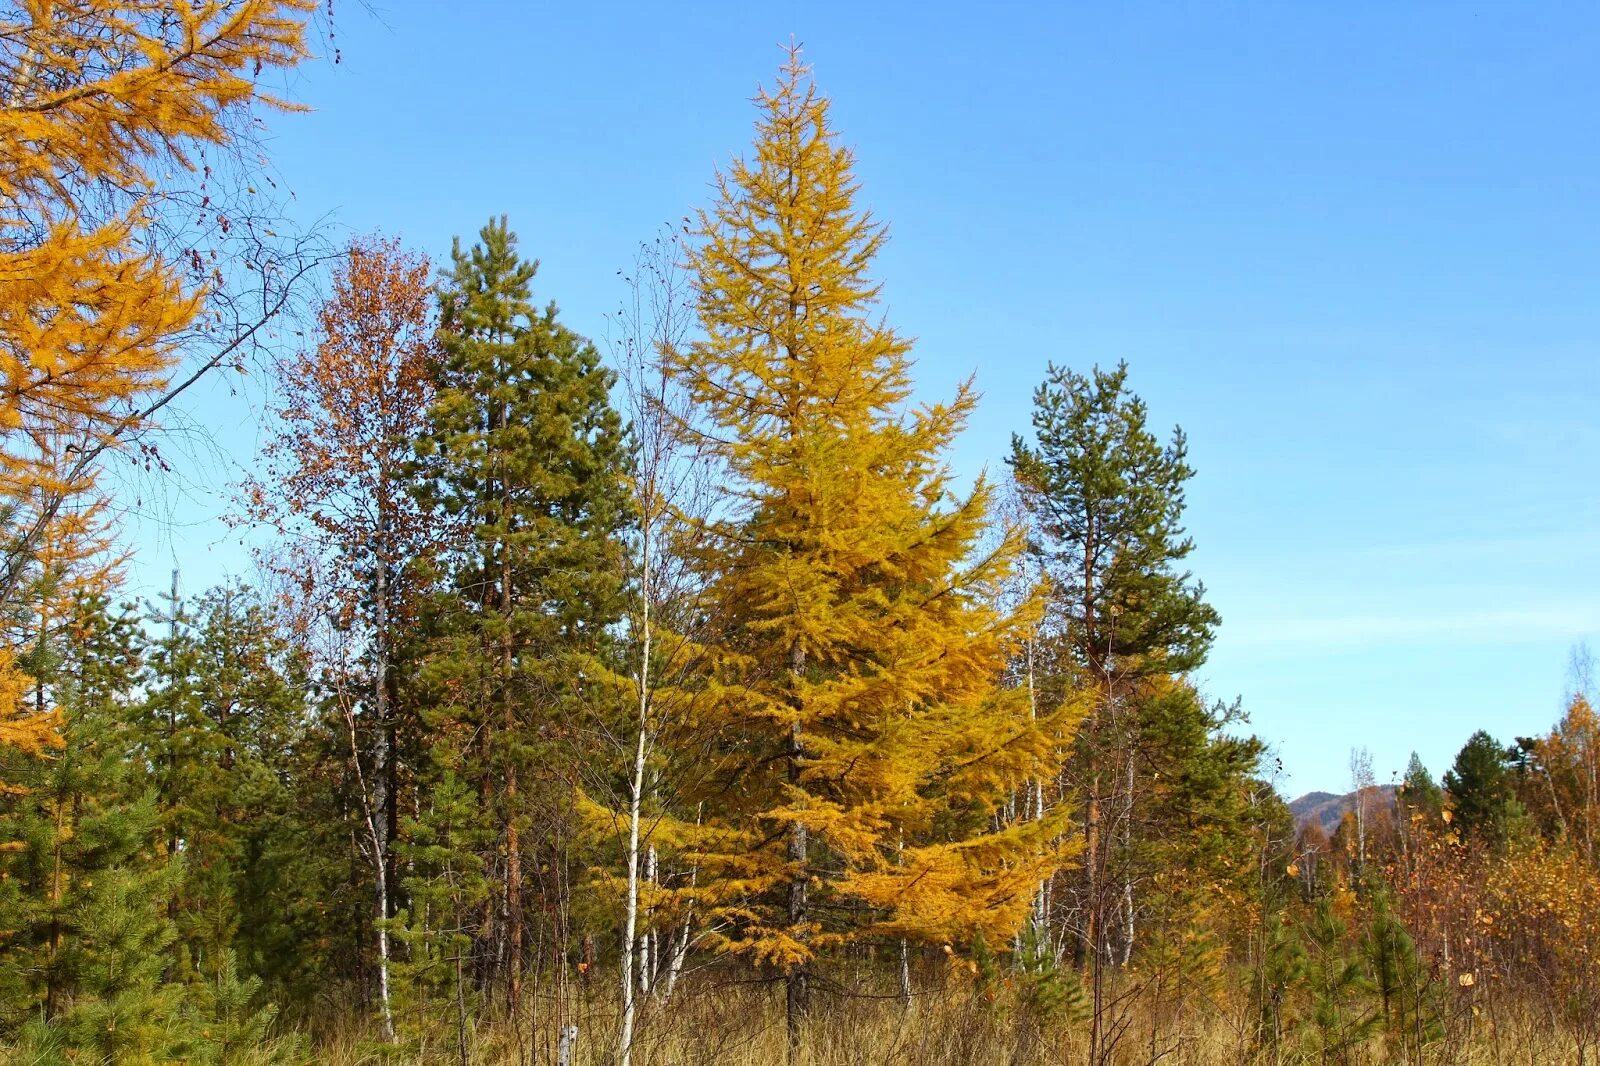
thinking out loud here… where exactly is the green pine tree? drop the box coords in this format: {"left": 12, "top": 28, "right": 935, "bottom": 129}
{"left": 1251, "top": 910, "right": 1307, "bottom": 1063}
{"left": 392, "top": 768, "right": 490, "bottom": 1056}
{"left": 130, "top": 584, "right": 314, "bottom": 988}
{"left": 18, "top": 844, "right": 188, "bottom": 1066}
{"left": 1127, "top": 685, "right": 1270, "bottom": 944}
{"left": 1300, "top": 897, "right": 1379, "bottom": 1066}
{"left": 1009, "top": 360, "right": 1221, "bottom": 1058}
{"left": 1400, "top": 752, "right": 1443, "bottom": 821}
{"left": 0, "top": 596, "right": 192, "bottom": 1062}
{"left": 1443, "top": 731, "right": 1523, "bottom": 844}
{"left": 182, "top": 949, "right": 306, "bottom": 1065}
{"left": 1361, "top": 888, "right": 1442, "bottom": 1064}
{"left": 0, "top": 595, "right": 164, "bottom": 1029}
{"left": 1008, "top": 361, "right": 1219, "bottom": 683}
{"left": 1013, "top": 918, "right": 1088, "bottom": 1027}
{"left": 412, "top": 215, "right": 633, "bottom": 1007}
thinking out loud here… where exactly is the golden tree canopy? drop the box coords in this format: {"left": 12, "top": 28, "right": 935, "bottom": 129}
{"left": 660, "top": 52, "right": 1080, "bottom": 966}
{"left": 0, "top": 0, "right": 313, "bottom": 776}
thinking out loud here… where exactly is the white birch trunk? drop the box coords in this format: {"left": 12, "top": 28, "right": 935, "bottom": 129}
{"left": 1024, "top": 638, "right": 1051, "bottom": 945}
{"left": 659, "top": 804, "right": 701, "bottom": 1004}
{"left": 372, "top": 539, "right": 396, "bottom": 1042}
{"left": 618, "top": 717, "right": 648, "bottom": 1066}
{"left": 338, "top": 655, "right": 394, "bottom": 1043}
{"left": 619, "top": 486, "right": 655, "bottom": 1066}
{"left": 661, "top": 917, "right": 690, "bottom": 1002}
{"left": 640, "top": 844, "right": 658, "bottom": 996}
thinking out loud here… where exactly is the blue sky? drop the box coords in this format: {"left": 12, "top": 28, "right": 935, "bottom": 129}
{"left": 124, "top": 2, "right": 1600, "bottom": 795}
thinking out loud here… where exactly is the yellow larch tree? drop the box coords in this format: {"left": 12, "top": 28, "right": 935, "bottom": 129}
{"left": 0, "top": 0, "right": 313, "bottom": 784}
{"left": 661, "top": 51, "right": 1081, "bottom": 1043}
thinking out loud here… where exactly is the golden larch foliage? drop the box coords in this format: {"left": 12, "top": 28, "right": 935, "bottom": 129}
{"left": 0, "top": 0, "right": 313, "bottom": 778}
{"left": 0, "top": 645, "right": 50, "bottom": 799}
{"left": 660, "top": 52, "right": 1082, "bottom": 970}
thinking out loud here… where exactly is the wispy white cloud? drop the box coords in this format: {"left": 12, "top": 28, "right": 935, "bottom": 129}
{"left": 1223, "top": 605, "right": 1600, "bottom": 652}
{"left": 1356, "top": 529, "right": 1600, "bottom": 565}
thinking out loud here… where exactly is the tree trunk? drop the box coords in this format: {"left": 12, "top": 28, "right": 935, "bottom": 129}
{"left": 454, "top": 942, "right": 470, "bottom": 1066}
{"left": 503, "top": 739, "right": 522, "bottom": 1011}
{"left": 500, "top": 440, "right": 524, "bottom": 1018}
{"left": 1086, "top": 769, "right": 1103, "bottom": 1065}
{"left": 373, "top": 855, "right": 394, "bottom": 1041}
{"left": 1119, "top": 753, "right": 1135, "bottom": 967}
{"left": 338, "top": 659, "right": 395, "bottom": 1044}
{"left": 786, "top": 640, "right": 809, "bottom": 1057}
{"left": 641, "top": 844, "right": 658, "bottom": 995}
{"left": 372, "top": 528, "right": 396, "bottom": 1042}
{"left": 786, "top": 730, "right": 809, "bottom": 1055}
{"left": 1023, "top": 638, "right": 1049, "bottom": 948}
{"left": 619, "top": 714, "right": 648, "bottom": 1066}
{"left": 660, "top": 804, "right": 702, "bottom": 1004}
{"left": 44, "top": 794, "right": 65, "bottom": 1019}
{"left": 619, "top": 510, "right": 655, "bottom": 1066}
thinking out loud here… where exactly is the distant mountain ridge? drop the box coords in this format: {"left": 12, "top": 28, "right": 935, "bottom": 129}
{"left": 1288, "top": 785, "right": 1399, "bottom": 835}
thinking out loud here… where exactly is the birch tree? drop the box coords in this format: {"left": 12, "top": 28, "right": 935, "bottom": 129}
{"left": 603, "top": 231, "right": 708, "bottom": 1066}
{"left": 240, "top": 235, "right": 438, "bottom": 1039}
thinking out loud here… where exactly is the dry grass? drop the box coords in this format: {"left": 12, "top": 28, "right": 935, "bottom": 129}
{"left": 291, "top": 967, "right": 1591, "bottom": 1066}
